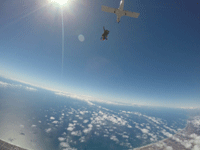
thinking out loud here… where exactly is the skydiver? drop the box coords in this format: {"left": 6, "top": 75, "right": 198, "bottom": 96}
{"left": 100, "top": 26, "right": 109, "bottom": 41}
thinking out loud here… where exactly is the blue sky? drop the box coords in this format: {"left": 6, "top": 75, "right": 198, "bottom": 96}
{"left": 0, "top": 0, "right": 200, "bottom": 108}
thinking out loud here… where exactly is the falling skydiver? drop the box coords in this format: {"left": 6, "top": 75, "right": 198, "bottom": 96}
{"left": 100, "top": 26, "right": 109, "bottom": 41}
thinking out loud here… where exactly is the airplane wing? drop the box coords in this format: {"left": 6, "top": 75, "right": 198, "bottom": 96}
{"left": 124, "top": 10, "right": 140, "bottom": 18}
{"left": 101, "top": 5, "right": 117, "bottom": 14}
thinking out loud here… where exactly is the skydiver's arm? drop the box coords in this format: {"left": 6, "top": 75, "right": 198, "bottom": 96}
{"left": 103, "top": 26, "right": 105, "bottom": 31}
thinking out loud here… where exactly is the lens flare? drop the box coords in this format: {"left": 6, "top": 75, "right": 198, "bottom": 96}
{"left": 78, "top": 34, "right": 85, "bottom": 42}
{"left": 61, "top": 8, "right": 64, "bottom": 76}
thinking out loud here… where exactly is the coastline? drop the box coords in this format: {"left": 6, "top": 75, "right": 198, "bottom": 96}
{"left": 133, "top": 120, "right": 189, "bottom": 150}
{"left": 133, "top": 138, "right": 168, "bottom": 150}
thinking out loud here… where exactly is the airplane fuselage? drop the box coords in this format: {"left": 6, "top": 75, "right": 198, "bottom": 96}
{"left": 114, "top": 9, "right": 126, "bottom": 23}
{"left": 116, "top": 0, "right": 125, "bottom": 22}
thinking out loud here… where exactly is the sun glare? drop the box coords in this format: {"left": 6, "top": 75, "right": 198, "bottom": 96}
{"left": 51, "top": 0, "right": 68, "bottom": 5}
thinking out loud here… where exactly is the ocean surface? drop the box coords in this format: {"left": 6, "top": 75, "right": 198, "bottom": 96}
{"left": 0, "top": 77, "right": 188, "bottom": 150}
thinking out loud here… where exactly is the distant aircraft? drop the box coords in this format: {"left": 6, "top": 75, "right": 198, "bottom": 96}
{"left": 101, "top": 0, "right": 140, "bottom": 23}
{"left": 100, "top": 26, "right": 109, "bottom": 41}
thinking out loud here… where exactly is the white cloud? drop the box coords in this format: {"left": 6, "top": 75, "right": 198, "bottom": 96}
{"left": 110, "top": 135, "right": 119, "bottom": 142}
{"left": 162, "top": 130, "right": 173, "bottom": 138}
{"left": 83, "top": 128, "right": 92, "bottom": 134}
{"left": 172, "top": 136, "right": 181, "bottom": 143}
{"left": 133, "top": 112, "right": 142, "bottom": 116}
{"left": 60, "top": 142, "right": 70, "bottom": 148}
{"left": 83, "top": 120, "right": 89, "bottom": 124}
{"left": 190, "top": 116, "right": 200, "bottom": 128}
{"left": 163, "top": 125, "right": 176, "bottom": 133}
{"left": 166, "top": 146, "right": 173, "bottom": 150}
{"left": 58, "top": 137, "right": 66, "bottom": 142}
{"left": 55, "top": 92, "right": 95, "bottom": 106}
{"left": 88, "top": 124, "right": 93, "bottom": 128}
{"left": 94, "top": 131, "right": 99, "bottom": 136}
{"left": 150, "top": 138, "right": 155, "bottom": 141}
{"left": 79, "top": 111, "right": 84, "bottom": 115}
{"left": 183, "top": 142, "right": 192, "bottom": 149}
{"left": 68, "top": 123, "right": 74, "bottom": 127}
{"left": 31, "top": 125, "right": 36, "bottom": 128}
{"left": 25, "top": 87, "right": 37, "bottom": 91}
{"left": 92, "top": 113, "right": 127, "bottom": 126}
{"left": 50, "top": 117, "right": 55, "bottom": 120}
{"left": 190, "top": 133, "right": 197, "bottom": 138}
{"left": 99, "top": 111, "right": 104, "bottom": 115}
{"left": 82, "top": 123, "right": 93, "bottom": 134}
{"left": 79, "top": 136, "right": 86, "bottom": 142}
{"left": 45, "top": 128, "right": 51, "bottom": 133}
{"left": 141, "top": 129, "right": 149, "bottom": 134}
{"left": 96, "top": 124, "right": 100, "bottom": 128}
{"left": 180, "top": 107, "right": 198, "bottom": 109}
{"left": 146, "top": 126, "right": 151, "bottom": 130}
{"left": 194, "top": 136, "right": 200, "bottom": 145}
{"left": 0, "top": 81, "right": 10, "bottom": 87}
{"left": 71, "top": 131, "right": 82, "bottom": 136}
{"left": 192, "top": 145, "right": 200, "bottom": 150}
{"left": 0, "top": 81, "right": 37, "bottom": 91}
{"left": 52, "top": 121, "right": 59, "bottom": 124}
{"left": 38, "top": 121, "right": 42, "bottom": 123}
{"left": 67, "top": 127, "right": 74, "bottom": 131}
{"left": 122, "top": 135, "right": 129, "bottom": 138}
{"left": 63, "top": 148, "right": 77, "bottom": 150}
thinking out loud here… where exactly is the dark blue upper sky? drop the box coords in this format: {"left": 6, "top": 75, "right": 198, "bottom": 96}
{"left": 0, "top": 0, "right": 200, "bottom": 107}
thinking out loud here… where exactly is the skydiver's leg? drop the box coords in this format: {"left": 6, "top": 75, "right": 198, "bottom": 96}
{"left": 103, "top": 26, "right": 105, "bottom": 32}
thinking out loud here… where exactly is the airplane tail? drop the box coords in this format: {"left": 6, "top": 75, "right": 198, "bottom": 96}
{"left": 119, "top": 0, "right": 124, "bottom": 11}
{"left": 117, "top": 16, "right": 121, "bottom": 23}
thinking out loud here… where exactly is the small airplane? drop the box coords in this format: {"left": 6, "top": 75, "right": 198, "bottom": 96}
{"left": 101, "top": 0, "right": 140, "bottom": 23}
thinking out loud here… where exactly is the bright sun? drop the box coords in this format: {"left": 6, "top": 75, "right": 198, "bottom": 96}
{"left": 51, "top": 0, "right": 68, "bottom": 5}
